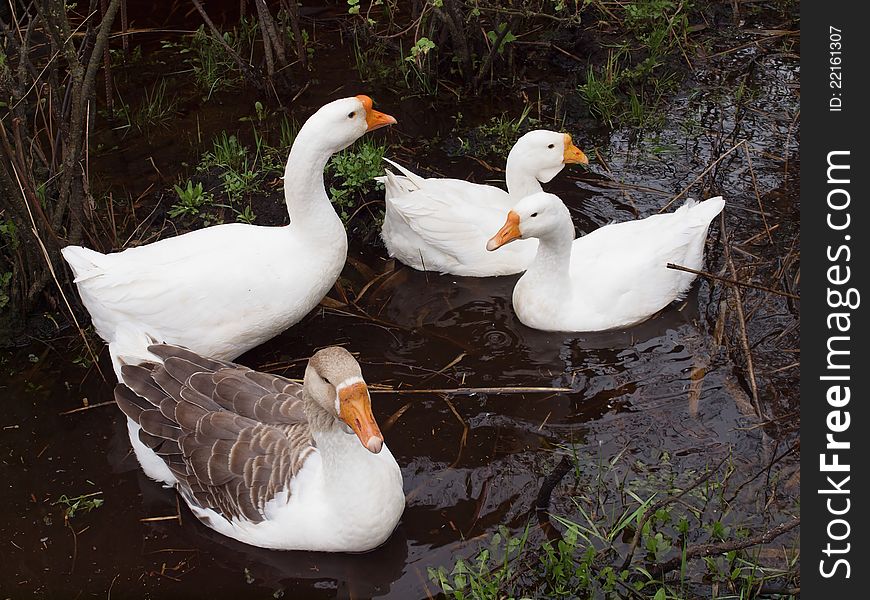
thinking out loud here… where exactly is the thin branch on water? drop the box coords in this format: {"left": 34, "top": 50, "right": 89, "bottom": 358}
{"left": 667, "top": 263, "right": 799, "bottom": 300}
{"left": 443, "top": 397, "right": 468, "bottom": 469}
{"left": 659, "top": 140, "right": 744, "bottom": 213}
{"left": 369, "top": 385, "right": 574, "bottom": 395}
{"left": 743, "top": 141, "right": 774, "bottom": 244}
{"left": 140, "top": 515, "right": 182, "bottom": 523}
{"left": 649, "top": 517, "right": 800, "bottom": 578}
{"left": 59, "top": 400, "right": 116, "bottom": 415}
{"left": 723, "top": 219, "right": 763, "bottom": 419}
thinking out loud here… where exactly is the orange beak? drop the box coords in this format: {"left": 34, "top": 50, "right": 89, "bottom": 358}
{"left": 338, "top": 382, "right": 384, "bottom": 453}
{"left": 356, "top": 94, "right": 397, "bottom": 132}
{"left": 486, "top": 210, "right": 522, "bottom": 251}
{"left": 563, "top": 134, "right": 589, "bottom": 165}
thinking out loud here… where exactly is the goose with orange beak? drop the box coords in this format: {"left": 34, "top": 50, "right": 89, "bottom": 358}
{"left": 379, "top": 130, "right": 588, "bottom": 277}
{"left": 487, "top": 191, "right": 726, "bottom": 332}
{"left": 62, "top": 95, "right": 396, "bottom": 484}
{"left": 115, "top": 344, "right": 405, "bottom": 552}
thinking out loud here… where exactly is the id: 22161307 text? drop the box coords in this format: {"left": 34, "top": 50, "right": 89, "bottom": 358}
{"left": 829, "top": 26, "right": 843, "bottom": 112}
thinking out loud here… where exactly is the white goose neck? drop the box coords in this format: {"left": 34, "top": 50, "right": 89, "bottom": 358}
{"left": 283, "top": 126, "right": 340, "bottom": 227}
{"left": 523, "top": 223, "right": 574, "bottom": 290}
{"left": 505, "top": 154, "right": 544, "bottom": 199}
{"left": 311, "top": 422, "right": 384, "bottom": 503}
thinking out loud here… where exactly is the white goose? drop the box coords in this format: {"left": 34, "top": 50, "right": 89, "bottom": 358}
{"left": 62, "top": 95, "right": 395, "bottom": 482}
{"left": 380, "top": 130, "right": 588, "bottom": 276}
{"left": 486, "top": 192, "right": 725, "bottom": 332}
{"left": 115, "top": 344, "right": 405, "bottom": 552}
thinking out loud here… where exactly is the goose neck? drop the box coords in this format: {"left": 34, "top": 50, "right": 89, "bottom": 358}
{"left": 283, "top": 128, "right": 336, "bottom": 222}
{"left": 303, "top": 394, "right": 361, "bottom": 479}
{"left": 526, "top": 225, "right": 574, "bottom": 283}
{"left": 505, "top": 156, "right": 544, "bottom": 200}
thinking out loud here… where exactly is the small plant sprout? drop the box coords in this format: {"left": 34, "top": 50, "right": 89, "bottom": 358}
{"left": 170, "top": 180, "right": 213, "bottom": 218}
{"left": 53, "top": 492, "right": 104, "bottom": 523}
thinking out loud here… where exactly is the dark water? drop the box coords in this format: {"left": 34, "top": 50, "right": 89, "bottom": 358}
{"left": 1, "top": 9, "right": 799, "bottom": 600}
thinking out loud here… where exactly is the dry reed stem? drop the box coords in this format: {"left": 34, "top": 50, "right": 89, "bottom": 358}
{"left": 59, "top": 400, "right": 116, "bottom": 415}
{"left": 742, "top": 141, "right": 774, "bottom": 244}
{"left": 369, "top": 385, "right": 573, "bottom": 395}
{"left": 659, "top": 139, "right": 744, "bottom": 213}
{"left": 722, "top": 214, "right": 762, "bottom": 419}
{"left": 667, "top": 262, "right": 799, "bottom": 300}
{"left": 8, "top": 158, "right": 106, "bottom": 382}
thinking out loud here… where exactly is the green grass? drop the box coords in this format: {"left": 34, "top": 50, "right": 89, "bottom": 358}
{"left": 578, "top": 0, "right": 696, "bottom": 129}
{"left": 0, "top": 270, "right": 12, "bottom": 311}
{"left": 163, "top": 100, "right": 305, "bottom": 228}
{"left": 327, "top": 138, "right": 386, "bottom": 222}
{"left": 136, "top": 79, "right": 179, "bottom": 132}
{"left": 579, "top": 53, "right": 622, "bottom": 127}
{"left": 429, "top": 449, "right": 799, "bottom": 599}
{"left": 161, "top": 20, "right": 258, "bottom": 97}
{"left": 197, "top": 132, "right": 263, "bottom": 201}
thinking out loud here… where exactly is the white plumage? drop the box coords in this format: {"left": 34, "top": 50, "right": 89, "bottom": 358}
{"left": 487, "top": 192, "right": 726, "bottom": 332}
{"left": 380, "top": 130, "right": 588, "bottom": 276}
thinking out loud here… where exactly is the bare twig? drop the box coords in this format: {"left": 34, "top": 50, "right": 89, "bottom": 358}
{"left": 60, "top": 400, "right": 116, "bottom": 415}
{"left": 649, "top": 517, "right": 800, "bottom": 577}
{"left": 667, "top": 263, "right": 799, "bottom": 300}
{"left": 369, "top": 385, "right": 573, "bottom": 395}
{"left": 723, "top": 216, "right": 762, "bottom": 419}
{"left": 659, "top": 140, "right": 743, "bottom": 213}
{"left": 742, "top": 142, "right": 774, "bottom": 244}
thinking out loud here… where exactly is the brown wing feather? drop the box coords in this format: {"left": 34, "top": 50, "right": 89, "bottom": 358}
{"left": 115, "top": 343, "right": 316, "bottom": 523}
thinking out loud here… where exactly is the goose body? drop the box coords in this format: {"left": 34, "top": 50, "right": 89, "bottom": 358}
{"left": 487, "top": 192, "right": 725, "bottom": 332}
{"left": 380, "top": 130, "right": 588, "bottom": 276}
{"left": 62, "top": 96, "right": 396, "bottom": 483}
{"left": 115, "top": 345, "right": 405, "bottom": 552}
{"left": 66, "top": 222, "right": 345, "bottom": 365}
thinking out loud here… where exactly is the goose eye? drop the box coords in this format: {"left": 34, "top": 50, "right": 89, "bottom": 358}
{"left": 348, "top": 111, "right": 356, "bottom": 119}
{"left": 530, "top": 212, "right": 538, "bottom": 218}
{"left": 547, "top": 144, "right": 555, "bottom": 149}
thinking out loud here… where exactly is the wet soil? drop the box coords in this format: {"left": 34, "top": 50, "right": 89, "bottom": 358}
{"left": 1, "top": 4, "right": 799, "bottom": 598}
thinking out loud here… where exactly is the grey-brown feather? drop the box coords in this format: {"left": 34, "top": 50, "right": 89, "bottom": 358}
{"left": 114, "top": 344, "right": 316, "bottom": 523}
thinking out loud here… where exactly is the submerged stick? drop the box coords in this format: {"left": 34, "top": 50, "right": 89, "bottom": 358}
{"left": 666, "top": 263, "right": 799, "bottom": 300}
{"left": 369, "top": 385, "right": 573, "bottom": 395}
{"left": 60, "top": 400, "right": 116, "bottom": 415}
{"left": 725, "top": 236, "right": 762, "bottom": 419}
{"left": 659, "top": 140, "right": 744, "bottom": 213}
{"left": 743, "top": 142, "right": 774, "bottom": 244}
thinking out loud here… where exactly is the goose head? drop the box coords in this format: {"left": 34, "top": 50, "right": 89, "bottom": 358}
{"left": 304, "top": 95, "right": 397, "bottom": 154}
{"left": 486, "top": 191, "right": 573, "bottom": 250}
{"left": 304, "top": 346, "right": 384, "bottom": 453}
{"left": 506, "top": 130, "right": 589, "bottom": 184}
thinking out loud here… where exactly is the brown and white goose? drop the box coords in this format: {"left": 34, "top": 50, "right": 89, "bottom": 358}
{"left": 115, "top": 344, "right": 405, "bottom": 552}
